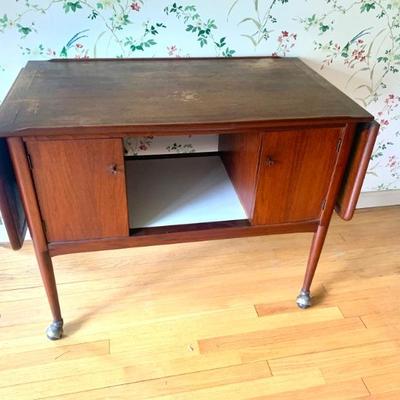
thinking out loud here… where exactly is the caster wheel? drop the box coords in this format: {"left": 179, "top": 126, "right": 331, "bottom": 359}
{"left": 46, "top": 319, "right": 64, "bottom": 340}
{"left": 296, "top": 290, "right": 311, "bottom": 309}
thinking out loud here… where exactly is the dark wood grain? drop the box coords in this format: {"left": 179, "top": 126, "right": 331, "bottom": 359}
{"left": 48, "top": 220, "right": 319, "bottom": 257}
{"left": 0, "top": 57, "right": 380, "bottom": 339}
{"left": 219, "top": 132, "right": 261, "bottom": 219}
{"left": 319, "top": 123, "right": 357, "bottom": 227}
{"left": 25, "top": 138, "right": 129, "bottom": 242}
{"left": 0, "top": 139, "right": 27, "bottom": 249}
{"left": 7, "top": 137, "right": 62, "bottom": 322}
{"left": 0, "top": 58, "right": 372, "bottom": 137}
{"left": 253, "top": 127, "right": 344, "bottom": 225}
{"left": 335, "top": 121, "right": 380, "bottom": 221}
{"left": 301, "top": 224, "right": 329, "bottom": 293}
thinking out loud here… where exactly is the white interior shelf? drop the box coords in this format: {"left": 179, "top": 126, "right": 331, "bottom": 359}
{"left": 126, "top": 155, "right": 247, "bottom": 229}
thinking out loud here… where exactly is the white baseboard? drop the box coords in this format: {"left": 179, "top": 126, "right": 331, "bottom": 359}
{"left": 357, "top": 189, "right": 400, "bottom": 209}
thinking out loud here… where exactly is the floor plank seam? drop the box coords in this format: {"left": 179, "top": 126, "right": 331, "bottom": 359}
{"left": 33, "top": 360, "right": 271, "bottom": 400}
{"left": 361, "top": 377, "right": 371, "bottom": 395}
{"left": 266, "top": 339, "right": 392, "bottom": 365}
{"left": 359, "top": 316, "right": 369, "bottom": 329}
{"left": 265, "top": 360, "right": 273, "bottom": 377}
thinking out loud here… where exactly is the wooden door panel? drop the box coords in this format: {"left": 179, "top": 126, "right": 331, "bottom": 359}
{"left": 26, "top": 138, "right": 129, "bottom": 242}
{"left": 253, "top": 128, "right": 343, "bottom": 225}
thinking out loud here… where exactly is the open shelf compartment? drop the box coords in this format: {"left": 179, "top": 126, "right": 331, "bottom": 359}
{"left": 126, "top": 154, "right": 248, "bottom": 233}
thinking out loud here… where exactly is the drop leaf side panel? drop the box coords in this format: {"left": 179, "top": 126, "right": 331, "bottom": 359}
{"left": 335, "top": 121, "right": 380, "bottom": 221}
{"left": 0, "top": 139, "right": 27, "bottom": 249}
{"left": 253, "top": 128, "right": 344, "bottom": 225}
{"left": 25, "top": 138, "right": 129, "bottom": 242}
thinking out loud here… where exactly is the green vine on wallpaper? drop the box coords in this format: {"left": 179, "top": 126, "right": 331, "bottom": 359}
{"left": 227, "top": 0, "right": 289, "bottom": 47}
{"left": 125, "top": 21, "right": 166, "bottom": 53}
{"left": 165, "top": 3, "right": 236, "bottom": 56}
{"left": 299, "top": 0, "right": 400, "bottom": 107}
{"left": 0, "top": 0, "right": 151, "bottom": 56}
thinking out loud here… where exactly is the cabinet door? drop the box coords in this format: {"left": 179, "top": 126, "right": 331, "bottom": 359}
{"left": 26, "top": 138, "right": 129, "bottom": 242}
{"left": 253, "top": 128, "right": 343, "bottom": 225}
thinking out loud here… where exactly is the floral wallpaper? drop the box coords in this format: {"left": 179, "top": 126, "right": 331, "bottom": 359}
{"left": 0, "top": 0, "right": 399, "bottom": 191}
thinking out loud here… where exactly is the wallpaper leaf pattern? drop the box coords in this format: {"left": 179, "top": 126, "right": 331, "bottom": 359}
{"left": 0, "top": 0, "right": 399, "bottom": 191}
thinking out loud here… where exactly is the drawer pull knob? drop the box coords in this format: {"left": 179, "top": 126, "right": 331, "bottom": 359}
{"left": 109, "top": 164, "right": 118, "bottom": 175}
{"left": 266, "top": 157, "right": 275, "bottom": 166}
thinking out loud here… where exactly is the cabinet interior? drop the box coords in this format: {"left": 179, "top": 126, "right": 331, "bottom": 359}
{"left": 125, "top": 133, "right": 256, "bottom": 236}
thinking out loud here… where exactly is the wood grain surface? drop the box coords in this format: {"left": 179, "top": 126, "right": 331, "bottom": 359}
{"left": 253, "top": 127, "right": 343, "bottom": 225}
{"left": 0, "top": 58, "right": 372, "bottom": 136}
{"left": 219, "top": 132, "right": 261, "bottom": 219}
{"left": 25, "top": 138, "right": 129, "bottom": 242}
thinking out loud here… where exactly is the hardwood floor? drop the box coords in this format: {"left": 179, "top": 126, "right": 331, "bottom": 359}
{"left": 0, "top": 206, "right": 399, "bottom": 399}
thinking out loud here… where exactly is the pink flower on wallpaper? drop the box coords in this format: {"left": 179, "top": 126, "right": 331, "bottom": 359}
{"left": 384, "top": 94, "right": 400, "bottom": 106}
{"left": 167, "top": 45, "right": 177, "bottom": 56}
{"left": 73, "top": 42, "right": 89, "bottom": 59}
{"left": 274, "top": 31, "right": 297, "bottom": 57}
{"left": 138, "top": 136, "right": 154, "bottom": 152}
{"left": 387, "top": 155, "right": 400, "bottom": 179}
{"left": 167, "top": 45, "right": 183, "bottom": 58}
{"left": 344, "top": 39, "right": 367, "bottom": 69}
{"left": 321, "top": 43, "right": 341, "bottom": 69}
{"left": 388, "top": 155, "right": 397, "bottom": 168}
{"left": 377, "top": 94, "right": 400, "bottom": 129}
{"left": 130, "top": 2, "right": 141, "bottom": 12}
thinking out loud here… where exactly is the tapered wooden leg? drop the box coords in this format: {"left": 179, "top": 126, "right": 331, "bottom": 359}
{"left": 296, "top": 224, "right": 329, "bottom": 309}
{"left": 7, "top": 137, "right": 63, "bottom": 339}
{"left": 35, "top": 249, "right": 63, "bottom": 339}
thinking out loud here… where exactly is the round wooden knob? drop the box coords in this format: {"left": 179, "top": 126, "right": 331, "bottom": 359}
{"left": 266, "top": 157, "right": 275, "bottom": 166}
{"left": 109, "top": 164, "right": 118, "bottom": 174}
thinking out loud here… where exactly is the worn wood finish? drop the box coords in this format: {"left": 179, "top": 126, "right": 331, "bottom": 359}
{"left": 219, "top": 132, "right": 261, "bottom": 218}
{"left": 48, "top": 220, "right": 319, "bottom": 257}
{"left": 0, "top": 58, "right": 372, "bottom": 137}
{"left": 0, "top": 139, "right": 27, "bottom": 249}
{"left": 0, "top": 206, "right": 399, "bottom": 399}
{"left": 253, "top": 128, "right": 344, "bottom": 225}
{"left": 6, "top": 137, "right": 62, "bottom": 323}
{"left": 25, "top": 138, "right": 129, "bottom": 242}
{"left": 0, "top": 58, "right": 380, "bottom": 340}
{"left": 335, "top": 121, "right": 380, "bottom": 221}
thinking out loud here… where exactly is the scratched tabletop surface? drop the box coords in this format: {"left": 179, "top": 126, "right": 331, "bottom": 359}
{"left": 0, "top": 57, "right": 372, "bottom": 136}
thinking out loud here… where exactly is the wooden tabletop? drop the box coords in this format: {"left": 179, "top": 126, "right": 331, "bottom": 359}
{"left": 0, "top": 57, "right": 372, "bottom": 137}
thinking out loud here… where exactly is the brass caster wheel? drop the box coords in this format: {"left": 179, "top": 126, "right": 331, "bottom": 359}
{"left": 46, "top": 319, "right": 64, "bottom": 340}
{"left": 296, "top": 290, "right": 311, "bottom": 309}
